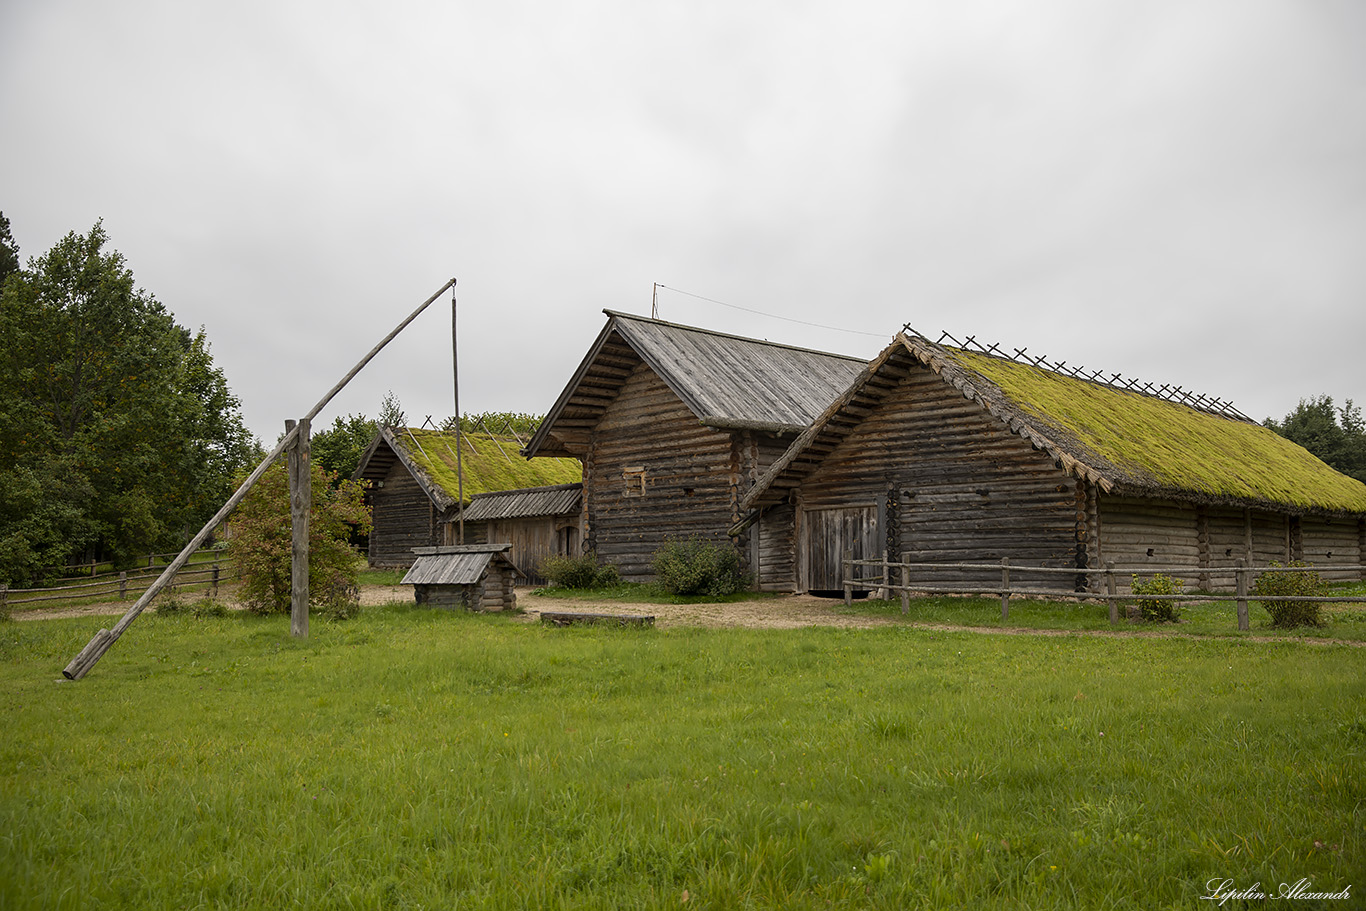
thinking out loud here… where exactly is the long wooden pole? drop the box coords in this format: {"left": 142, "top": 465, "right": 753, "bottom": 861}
{"left": 288, "top": 418, "right": 311, "bottom": 639}
{"left": 452, "top": 281, "right": 463, "bottom": 544}
{"left": 63, "top": 278, "right": 457, "bottom": 680}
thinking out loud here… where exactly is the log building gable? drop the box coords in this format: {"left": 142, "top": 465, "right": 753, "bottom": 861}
{"left": 744, "top": 332, "right": 1366, "bottom": 519}
{"left": 523, "top": 310, "right": 867, "bottom": 459}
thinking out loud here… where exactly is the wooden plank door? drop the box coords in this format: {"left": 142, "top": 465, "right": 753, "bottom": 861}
{"left": 800, "top": 506, "right": 879, "bottom": 593}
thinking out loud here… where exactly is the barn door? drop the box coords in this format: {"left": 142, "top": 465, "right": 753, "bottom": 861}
{"left": 801, "top": 506, "right": 879, "bottom": 594}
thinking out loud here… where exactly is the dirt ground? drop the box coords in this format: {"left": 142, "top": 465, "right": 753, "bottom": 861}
{"left": 15, "top": 583, "right": 891, "bottom": 629}
{"left": 15, "top": 584, "right": 1363, "bottom": 646}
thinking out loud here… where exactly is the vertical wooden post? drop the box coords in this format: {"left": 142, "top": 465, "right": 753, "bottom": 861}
{"left": 1105, "top": 561, "right": 1118, "bottom": 625}
{"left": 881, "top": 553, "right": 890, "bottom": 601}
{"left": 843, "top": 548, "right": 852, "bottom": 607}
{"left": 1000, "top": 557, "right": 1010, "bottom": 621}
{"left": 288, "top": 418, "right": 311, "bottom": 639}
{"left": 900, "top": 551, "right": 910, "bottom": 615}
{"left": 1235, "top": 558, "right": 1249, "bottom": 632}
{"left": 0, "top": 584, "right": 7, "bottom": 616}
{"left": 212, "top": 562, "right": 220, "bottom": 598}
{"left": 118, "top": 572, "right": 127, "bottom": 601}
{"left": 148, "top": 553, "right": 154, "bottom": 569}
{"left": 452, "top": 283, "right": 464, "bottom": 545}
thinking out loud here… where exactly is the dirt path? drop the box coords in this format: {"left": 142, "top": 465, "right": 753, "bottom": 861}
{"left": 14, "top": 584, "right": 1363, "bottom": 647}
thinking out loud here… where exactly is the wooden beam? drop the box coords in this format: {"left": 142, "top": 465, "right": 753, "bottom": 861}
{"left": 288, "top": 418, "right": 310, "bottom": 639}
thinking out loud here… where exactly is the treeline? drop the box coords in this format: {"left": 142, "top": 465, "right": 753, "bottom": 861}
{"left": 0, "top": 216, "right": 257, "bottom": 586}
{"left": 310, "top": 400, "right": 545, "bottom": 482}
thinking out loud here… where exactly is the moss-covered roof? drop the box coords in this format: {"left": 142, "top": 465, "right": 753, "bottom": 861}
{"left": 941, "top": 346, "right": 1366, "bottom": 514}
{"left": 377, "top": 428, "right": 581, "bottom": 508}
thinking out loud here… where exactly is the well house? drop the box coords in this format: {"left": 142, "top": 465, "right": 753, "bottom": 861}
{"left": 522, "top": 310, "right": 868, "bottom": 584}
{"left": 740, "top": 330, "right": 1366, "bottom": 593}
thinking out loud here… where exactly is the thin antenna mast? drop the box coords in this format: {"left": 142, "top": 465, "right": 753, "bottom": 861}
{"left": 652, "top": 282, "right": 659, "bottom": 319}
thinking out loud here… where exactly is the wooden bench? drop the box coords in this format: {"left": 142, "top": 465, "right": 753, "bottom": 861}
{"left": 539, "top": 611, "right": 655, "bottom": 628}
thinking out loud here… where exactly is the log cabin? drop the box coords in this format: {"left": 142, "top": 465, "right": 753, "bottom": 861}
{"left": 355, "top": 427, "right": 581, "bottom": 568}
{"left": 739, "top": 329, "right": 1366, "bottom": 594}
{"left": 522, "top": 310, "right": 868, "bottom": 584}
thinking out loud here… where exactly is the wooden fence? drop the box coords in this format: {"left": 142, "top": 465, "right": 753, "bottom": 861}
{"left": 2, "top": 556, "right": 236, "bottom": 609}
{"left": 842, "top": 554, "right": 1366, "bottom": 631}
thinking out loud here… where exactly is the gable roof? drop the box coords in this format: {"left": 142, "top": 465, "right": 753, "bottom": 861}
{"left": 743, "top": 331, "right": 1366, "bottom": 516}
{"left": 401, "top": 544, "right": 518, "bottom": 585}
{"left": 523, "top": 310, "right": 869, "bottom": 457}
{"left": 356, "top": 427, "right": 582, "bottom": 510}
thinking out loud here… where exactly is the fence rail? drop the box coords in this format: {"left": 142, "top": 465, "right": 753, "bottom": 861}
{"left": 2, "top": 560, "right": 237, "bottom": 608}
{"left": 840, "top": 554, "right": 1366, "bottom": 631}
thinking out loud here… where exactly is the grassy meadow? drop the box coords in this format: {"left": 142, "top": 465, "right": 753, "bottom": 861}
{"left": 1, "top": 604, "right": 1362, "bottom": 909}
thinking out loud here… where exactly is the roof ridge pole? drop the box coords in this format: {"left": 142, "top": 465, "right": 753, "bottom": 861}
{"left": 63, "top": 276, "right": 458, "bottom": 680}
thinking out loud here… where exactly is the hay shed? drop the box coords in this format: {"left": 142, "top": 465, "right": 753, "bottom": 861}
{"left": 401, "top": 544, "right": 520, "bottom": 611}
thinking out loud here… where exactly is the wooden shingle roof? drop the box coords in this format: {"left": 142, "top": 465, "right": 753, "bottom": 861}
{"left": 401, "top": 544, "right": 517, "bottom": 585}
{"left": 459, "top": 483, "right": 582, "bottom": 522}
{"left": 523, "top": 311, "right": 868, "bottom": 457}
{"left": 743, "top": 331, "right": 1366, "bottom": 516}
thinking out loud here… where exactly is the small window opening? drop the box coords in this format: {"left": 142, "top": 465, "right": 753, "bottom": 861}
{"left": 623, "top": 466, "right": 646, "bottom": 498}
{"left": 1146, "top": 547, "right": 1155, "bottom": 557}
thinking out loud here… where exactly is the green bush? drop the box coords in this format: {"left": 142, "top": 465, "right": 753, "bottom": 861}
{"left": 1252, "top": 561, "right": 1324, "bottom": 628}
{"left": 1131, "top": 573, "right": 1183, "bottom": 622}
{"left": 539, "top": 551, "right": 620, "bottom": 589}
{"left": 651, "top": 537, "right": 747, "bottom": 597}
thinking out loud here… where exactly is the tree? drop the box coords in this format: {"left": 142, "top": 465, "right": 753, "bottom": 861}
{"left": 0, "top": 212, "right": 18, "bottom": 286}
{"left": 377, "top": 390, "right": 405, "bottom": 428}
{"left": 0, "top": 222, "right": 256, "bottom": 584}
{"left": 311, "top": 413, "right": 379, "bottom": 481}
{"left": 227, "top": 460, "right": 371, "bottom": 618}
{"left": 1265, "top": 396, "right": 1366, "bottom": 484}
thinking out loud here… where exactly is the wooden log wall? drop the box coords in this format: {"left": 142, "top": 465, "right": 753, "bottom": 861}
{"left": 754, "top": 503, "right": 796, "bottom": 591}
{"left": 368, "top": 461, "right": 442, "bottom": 567}
{"left": 585, "top": 362, "right": 743, "bottom": 582}
{"left": 794, "top": 364, "right": 1080, "bottom": 591}
{"left": 1300, "top": 516, "right": 1364, "bottom": 582}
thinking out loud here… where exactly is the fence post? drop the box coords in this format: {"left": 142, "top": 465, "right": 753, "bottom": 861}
{"left": 0, "top": 584, "right": 7, "bottom": 616}
{"left": 1000, "top": 557, "right": 1010, "bottom": 621}
{"left": 148, "top": 553, "right": 154, "bottom": 569}
{"left": 1235, "top": 559, "right": 1249, "bottom": 631}
{"left": 843, "top": 549, "right": 853, "bottom": 607}
{"left": 118, "top": 572, "right": 127, "bottom": 601}
{"left": 900, "top": 551, "right": 910, "bottom": 615}
{"left": 212, "top": 562, "right": 220, "bottom": 598}
{"left": 1105, "top": 561, "right": 1118, "bottom": 625}
{"left": 881, "top": 554, "right": 890, "bottom": 601}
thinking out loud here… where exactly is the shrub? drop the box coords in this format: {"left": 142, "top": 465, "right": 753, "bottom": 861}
{"left": 228, "top": 461, "right": 371, "bottom": 616}
{"left": 652, "top": 537, "right": 747, "bottom": 598}
{"left": 1131, "top": 573, "right": 1183, "bottom": 622}
{"left": 539, "top": 551, "right": 620, "bottom": 589}
{"left": 1252, "top": 561, "right": 1324, "bottom": 628}
{"left": 316, "top": 571, "right": 361, "bottom": 621}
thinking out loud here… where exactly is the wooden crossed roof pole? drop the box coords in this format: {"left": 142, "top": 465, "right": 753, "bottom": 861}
{"left": 63, "top": 278, "right": 458, "bottom": 681}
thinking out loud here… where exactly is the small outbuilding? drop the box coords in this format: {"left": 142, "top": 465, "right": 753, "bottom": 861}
{"left": 401, "top": 544, "right": 521, "bottom": 611}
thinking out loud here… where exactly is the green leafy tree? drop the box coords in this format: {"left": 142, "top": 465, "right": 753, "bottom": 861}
{"left": 378, "top": 390, "right": 405, "bottom": 428}
{"left": 311, "top": 413, "right": 379, "bottom": 481}
{"left": 0, "top": 222, "right": 255, "bottom": 584}
{"left": 1265, "top": 396, "right": 1366, "bottom": 484}
{"left": 227, "top": 461, "right": 371, "bottom": 618}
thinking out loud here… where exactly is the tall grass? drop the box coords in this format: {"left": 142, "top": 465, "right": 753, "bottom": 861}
{"left": 1, "top": 607, "right": 1361, "bottom": 909}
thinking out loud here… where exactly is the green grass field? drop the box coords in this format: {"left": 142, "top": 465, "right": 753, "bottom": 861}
{"left": 1, "top": 605, "right": 1361, "bottom": 909}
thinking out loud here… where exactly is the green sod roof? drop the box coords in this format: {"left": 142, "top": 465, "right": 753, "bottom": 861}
{"left": 945, "top": 348, "right": 1366, "bottom": 514}
{"left": 395, "top": 428, "right": 581, "bottom": 506}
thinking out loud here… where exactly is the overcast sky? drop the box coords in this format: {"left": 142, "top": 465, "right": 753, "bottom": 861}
{"left": 3, "top": 0, "right": 1363, "bottom": 445}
